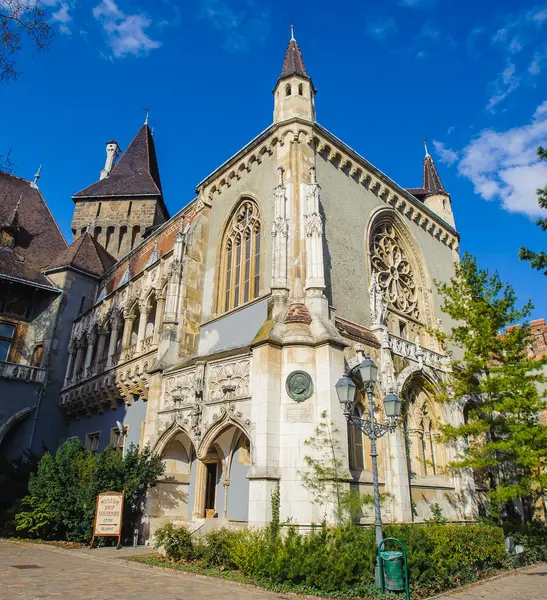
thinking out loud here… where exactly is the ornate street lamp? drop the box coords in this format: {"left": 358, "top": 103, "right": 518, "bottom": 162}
{"left": 336, "top": 357, "right": 401, "bottom": 551}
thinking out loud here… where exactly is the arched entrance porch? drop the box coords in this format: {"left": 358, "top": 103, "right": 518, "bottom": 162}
{"left": 194, "top": 423, "right": 251, "bottom": 522}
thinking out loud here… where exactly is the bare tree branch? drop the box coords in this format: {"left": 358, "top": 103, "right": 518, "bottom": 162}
{"left": 0, "top": 0, "right": 54, "bottom": 82}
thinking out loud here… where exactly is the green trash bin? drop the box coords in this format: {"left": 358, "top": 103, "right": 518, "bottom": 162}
{"left": 380, "top": 550, "right": 405, "bottom": 591}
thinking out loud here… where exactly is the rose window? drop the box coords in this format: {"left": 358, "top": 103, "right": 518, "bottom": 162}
{"left": 370, "top": 224, "right": 419, "bottom": 318}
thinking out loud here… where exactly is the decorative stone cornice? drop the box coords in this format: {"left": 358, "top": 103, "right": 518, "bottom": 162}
{"left": 311, "top": 126, "right": 459, "bottom": 251}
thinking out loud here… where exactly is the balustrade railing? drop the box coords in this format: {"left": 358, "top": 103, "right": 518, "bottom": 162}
{"left": 142, "top": 336, "right": 155, "bottom": 352}
{"left": 388, "top": 334, "right": 446, "bottom": 369}
{"left": 0, "top": 360, "right": 47, "bottom": 384}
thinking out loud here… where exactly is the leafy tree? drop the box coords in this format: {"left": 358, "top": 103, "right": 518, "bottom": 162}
{"left": 0, "top": 0, "right": 53, "bottom": 82}
{"left": 519, "top": 146, "right": 547, "bottom": 274}
{"left": 14, "top": 439, "right": 164, "bottom": 542}
{"left": 435, "top": 254, "right": 547, "bottom": 519}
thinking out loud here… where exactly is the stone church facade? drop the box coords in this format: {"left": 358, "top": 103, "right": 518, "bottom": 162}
{"left": 57, "top": 34, "right": 476, "bottom": 534}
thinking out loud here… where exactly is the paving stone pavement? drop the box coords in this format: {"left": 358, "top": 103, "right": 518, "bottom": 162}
{"left": 1, "top": 540, "right": 546, "bottom": 600}
{"left": 0, "top": 540, "right": 290, "bottom": 600}
{"left": 435, "top": 562, "right": 547, "bottom": 600}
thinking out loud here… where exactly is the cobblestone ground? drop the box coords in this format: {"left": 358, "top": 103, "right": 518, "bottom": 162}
{"left": 436, "top": 563, "right": 547, "bottom": 600}
{"left": 1, "top": 540, "right": 546, "bottom": 600}
{"left": 0, "top": 541, "right": 288, "bottom": 600}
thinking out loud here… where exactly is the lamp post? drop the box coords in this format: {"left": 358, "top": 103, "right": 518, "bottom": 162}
{"left": 335, "top": 357, "right": 401, "bottom": 549}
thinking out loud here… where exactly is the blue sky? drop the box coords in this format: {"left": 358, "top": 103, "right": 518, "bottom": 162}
{"left": 3, "top": 0, "right": 547, "bottom": 318}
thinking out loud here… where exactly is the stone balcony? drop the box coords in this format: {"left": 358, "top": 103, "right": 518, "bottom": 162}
{"left": 0, "top": 360, "right": 47, "bottom": 385}
{"left": 388, "top": 333, "right": 448, "bottom": 370}
{"left": 60, "top": 340, "right": 158, "bottom": 417}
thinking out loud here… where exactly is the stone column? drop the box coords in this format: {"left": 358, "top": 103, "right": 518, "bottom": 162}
{"left": 136, "top": 300, "right": 149, "bottom": 353}
{"left": 271, "top": 167, "right": 289, "bottom": 316}
{"left": 304, "top": 167, "right": 328, "bottom": 317}
{"left": 304, "top": 167, "right": 326, "bottom": 291}
{"left": 107, "top": 318, "right": 120, "bottom": 368}
{"left": 386, "top": 427, "right": 413, "bottom": 522}
{"left": 153, "top": 293, "right": 166, "bottom": 345}
{"left": 84, "top": 331, "right": 96, "bottom": 375}
{"left": 222, "top": 480, "right": 230, "bottom": 519}
{"left": 121, "top": 310, "right": 134, "bottom": 350}
{"left": 64, "top": 343, "right": 76, "bottom": 385}
{"left": 73, "top": 343, "right": 84, "bottom": 377}
{"left": 93, "top": 328, "right": 107, "bottom": 372}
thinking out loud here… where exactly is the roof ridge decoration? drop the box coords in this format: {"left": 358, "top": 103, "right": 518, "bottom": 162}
{"left": 73, "top": 123, "right": 163, "bottom": 199}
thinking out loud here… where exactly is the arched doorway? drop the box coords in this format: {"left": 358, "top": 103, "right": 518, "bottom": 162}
{"left": 150, "top": 430, "right": 197, "bottom": 521}
{"left": 195, "top": 425, "right": 251, "bottom": 522}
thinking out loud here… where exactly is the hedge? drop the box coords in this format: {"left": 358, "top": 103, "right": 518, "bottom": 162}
{"left": 153, "top": 521, "right": 540, "bottom": 598}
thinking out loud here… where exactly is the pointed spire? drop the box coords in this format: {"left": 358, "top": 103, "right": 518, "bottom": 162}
{"left": 423, "top": 142, "right": 446, "bottom": 195}
{"left": 279, "top": 28, "right": 309, "bottom": 80}
{"left": 31, "top": 165, "right": 42, "bottom": 189}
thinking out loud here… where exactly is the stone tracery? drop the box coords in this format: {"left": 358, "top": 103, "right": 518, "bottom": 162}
{"left": 370, "top": 223, "right": 419, "bottom": 319}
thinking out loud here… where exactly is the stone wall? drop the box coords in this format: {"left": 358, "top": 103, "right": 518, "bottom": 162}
{"left": 71, "top": 197, "right": 167, "bottom": 259}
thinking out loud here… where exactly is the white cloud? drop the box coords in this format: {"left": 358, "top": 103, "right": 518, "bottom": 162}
{"left": 487, "top": 62, "right": 520, "bottom": 112}
{"left": 457, "top": 102, "right": 547, "bottom": 218}
{"left": 366, "top": 16, "right": 397, "bottom": 40}
{"left": 41, "top": 0, "right": 74, "bottom": 35}
{"left": 93, "top": 0, "right": 160, "bottom": 58}
{"left": 528, "top": 7, "right": 547, "bottom": 24}
{"left": 198, "top": 0, "right": 270, "bottom": 52}
{"left": 485, "top": 4, "right": 547, "bottom": 108}
{"left": 433, "top": 140, "right": 459, "bottom": 166}
{"left": 529, "top": 50, "right": 547, "bottom": 75}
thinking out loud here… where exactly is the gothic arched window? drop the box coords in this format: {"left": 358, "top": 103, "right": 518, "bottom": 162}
{"left": 219, "top": 199, "right": 261, "bottom": 312}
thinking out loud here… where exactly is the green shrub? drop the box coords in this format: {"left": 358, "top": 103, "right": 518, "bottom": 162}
{"left": 214, "top": 522, "right": 509, "bottom": 596}
{"left": 198, "top": 528, "right": 240, "bottom": 568}
{"left": 155, "top": 524, "right": 195, "bottom": 562}
{"left": 505, "top": 521, "right": 547, "bottom": 562}
{"left": 11, "top": 439, "right": 164, "bottom": 543}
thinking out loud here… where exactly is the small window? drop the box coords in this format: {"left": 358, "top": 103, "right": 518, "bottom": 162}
{"left": 285, "top": 83, "right": 292, "bottom": 96}
{"left": 298, "top": 83, "right": 303, "bottom": 96}
{"left": 399, "top": 320, "right": 407, "bottom": 339}
{"left": 85, "top": 431, "right": 101, "bottom": 452}
{"left": 127, "top": 201, "right": 133, "bottom": 217}
{"left": 96, "top": 202, "right": 102, "bottom": 217}
{"left": 78, "top": 296, "right": 87, "bottom": 315}
{"left": 110, "top": 426, "right": 128, "bottom": 452}
{"left": 31, "top": 344, "right": 44, "bottom": 367}
{"left": 0, "top": 322, "right": 16, "bottom": 362}
{"left": 118, "top": 225, "right": 127, "bottom": 253}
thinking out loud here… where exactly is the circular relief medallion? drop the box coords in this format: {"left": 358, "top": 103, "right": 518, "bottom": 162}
{"left": 286, "top": 370, "right": 313, "bottom": 403}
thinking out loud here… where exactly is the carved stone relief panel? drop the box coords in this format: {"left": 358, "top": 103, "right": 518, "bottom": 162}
{"left": 163, "top": 367, "right": 197, "bottom": 408}
{"left": 206, "top": 357, "right": 250, "bottom": 402}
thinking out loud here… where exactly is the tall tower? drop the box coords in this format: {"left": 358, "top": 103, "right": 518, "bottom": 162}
{"left": 273, "top": 27, "right": 316, "bottom": 124}
{"left": 71, "top": 121, "right": 169, "bottom": 260}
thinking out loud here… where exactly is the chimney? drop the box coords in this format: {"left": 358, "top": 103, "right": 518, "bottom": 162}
{"left": 100, "top": 140, "right": 120, "bottom": 180}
